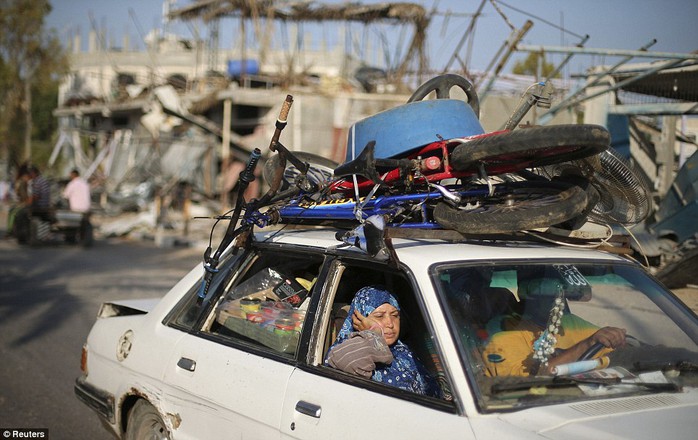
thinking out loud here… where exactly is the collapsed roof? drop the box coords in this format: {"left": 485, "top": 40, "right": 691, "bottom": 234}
{"left": 168, "top": 0, "right": 430, "bottom": 79}
{"left": 612, "top": 61, "right": 698, "bottom": 102}
{"left": 168, "top": 0, "right": 427, "bottom": 24}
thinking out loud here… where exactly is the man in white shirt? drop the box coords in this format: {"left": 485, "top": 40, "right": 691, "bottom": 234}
{"left": 62, "top": 169, "right": 91, "bottom": 213}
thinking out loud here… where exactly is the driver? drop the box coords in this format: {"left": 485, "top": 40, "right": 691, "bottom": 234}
{"left": 481, "top": 282, "right": 626, "bottom": 376}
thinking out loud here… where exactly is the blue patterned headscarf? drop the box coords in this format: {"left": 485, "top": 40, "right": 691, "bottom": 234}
{"left": 330, "top": 286, "right": 441, "bottom": 397}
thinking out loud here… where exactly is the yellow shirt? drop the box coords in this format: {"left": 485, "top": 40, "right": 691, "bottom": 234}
{"left": 482, "top": 315, "right": 600, "bottom": 376}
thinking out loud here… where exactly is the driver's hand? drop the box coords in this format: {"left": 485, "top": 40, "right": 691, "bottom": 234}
{"left": 352, "top": 310, "right": 381, "bottom": 332}
{"left": 591, "top": 326, "right": 627, "bottom": 349}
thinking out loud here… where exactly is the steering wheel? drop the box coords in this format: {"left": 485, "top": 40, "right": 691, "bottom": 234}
{"left": 579, "top": 342, "right": 605, "bottom": 361}
{"left": 579, "top": 335, "right": 643, "bottom": 361}
{"left": 407, "top": 74, "right": 480, "bottom": 119}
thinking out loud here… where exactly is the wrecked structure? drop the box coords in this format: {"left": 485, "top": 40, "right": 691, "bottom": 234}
{"left": 49, "top": 1, "right": 698, "bottom": 286}
{"left": 51, "top": 1, "right": 437, "bottom": 223}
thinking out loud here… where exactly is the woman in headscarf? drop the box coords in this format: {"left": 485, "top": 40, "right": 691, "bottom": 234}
{"left": 325, "top": 286, "right": 442, "bottom": 397}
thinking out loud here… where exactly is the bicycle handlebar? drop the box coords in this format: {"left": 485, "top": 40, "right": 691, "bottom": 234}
{"left": 198, "top": 148, "right": 261, "bottom": 301}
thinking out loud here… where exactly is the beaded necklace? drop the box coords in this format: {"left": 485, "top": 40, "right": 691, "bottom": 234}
{"left": 532, "top": 285, "right": 565, "bottom": 368}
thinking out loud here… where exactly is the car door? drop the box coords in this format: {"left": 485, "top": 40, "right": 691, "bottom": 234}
{"left": 160, "top": 247, "right": 326, "bottom": 439}
{"left": 279, "top": 258, "right": 476, "bottom": 439}
{"left": 162, "top": 331, "right": 294, "bottom": 439}
{"left": 280, "top": 369, "right": 473, "bottom": 439}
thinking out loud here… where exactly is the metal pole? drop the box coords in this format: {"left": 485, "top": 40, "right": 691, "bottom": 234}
{"left": 547, "top": 57, "right": 691, "bottom": 114}
{"left": 517, "top": 44, "right": 698, "bottom": 60}
{"left": 220, "top": 98, "right": 232, "bottom": 210}
{"left": 540, "top": 39, "right": 658, "bottom": 123}
{"left": 442, "top": 0, "right": 487, "bottom": 72}
{"left": 545, "top": 35, "right": 589, "bottom": 82}
{"left": 479, "top": 20, "right": 534, "bottom": 102}
{"left": 658, "top": 115, "right": 677, "bottom": 197}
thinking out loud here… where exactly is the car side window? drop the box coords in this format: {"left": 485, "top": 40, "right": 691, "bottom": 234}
{"left": 204, "top": 249, "right": 324, "bottom": 357}
{"left": 164, "top": 251, "right": 247, "bottom": 332}
{"left": 322, "top": 261, "right": 451, "bottom": 400}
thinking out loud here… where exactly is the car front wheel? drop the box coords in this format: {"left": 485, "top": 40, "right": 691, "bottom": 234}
{"left": 124, "top": 400, "right": 170, "bottom": 440}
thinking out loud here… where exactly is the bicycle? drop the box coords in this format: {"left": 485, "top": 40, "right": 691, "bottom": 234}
{"left": 257, "top": 74, "right": 608, "bottom": 233}
{"left": 199, "top": 74, "right": 614, "bottom": 295}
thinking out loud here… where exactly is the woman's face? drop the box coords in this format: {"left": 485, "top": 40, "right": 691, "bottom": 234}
{"left": 369, "top": 303, "right": 400, "bottom": 345}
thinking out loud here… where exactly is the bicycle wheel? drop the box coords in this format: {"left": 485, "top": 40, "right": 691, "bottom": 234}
{"left": 263, "top": 152, "right": 338, "bottom": 192}
{"left": 451, "top": 125, "right": 610, "bottom": 174}
{"left": 432, "top": 180, "right": 589, "bottom": 234}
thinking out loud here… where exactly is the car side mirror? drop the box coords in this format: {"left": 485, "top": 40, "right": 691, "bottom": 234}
{"left": 335, "top": 214, "right": 390, "bottom": 260}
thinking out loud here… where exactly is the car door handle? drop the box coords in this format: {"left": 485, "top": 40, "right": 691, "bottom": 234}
{"left": 295, "top": 400, "right": 321, "bottom": 418}
{"left": 177, "top": 357, "right": 196, "bottom": 371}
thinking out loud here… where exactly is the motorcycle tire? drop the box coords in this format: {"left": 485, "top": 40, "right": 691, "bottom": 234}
{"left": 450, "top": 124, "right": 610, "bottom": 174}
{"left": 262, "top": 152, "right": 338, "bottom": 192}
{"left": 80, "top": 221, "right": 94, "bottom": 248}
{"left": 432, "top": 179, "right": 589, "bottom": 234}
{"left": 553, "top": 174, "right": 601, "bottom": 231}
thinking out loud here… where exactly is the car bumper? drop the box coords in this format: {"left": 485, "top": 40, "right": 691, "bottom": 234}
{"left": 74, "top": 375, "right": 115, "bottom": 424}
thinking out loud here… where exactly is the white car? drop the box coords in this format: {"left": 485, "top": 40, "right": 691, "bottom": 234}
{"left": 76, "top": 227, "right": 698, "bottom": 439}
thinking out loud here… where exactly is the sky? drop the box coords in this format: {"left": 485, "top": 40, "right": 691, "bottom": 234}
{"left": 45, "top": 0, "right": 698, "bottom": 76}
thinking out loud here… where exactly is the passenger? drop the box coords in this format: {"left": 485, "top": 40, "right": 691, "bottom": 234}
{"left": 62, "top": 169, "right": 91, "bottom": 213}
{"left": 325, "top": 286, "right": 442, "bottom": 397}
{"left": 482, "top": 288, "right": 626, "bottom": 376}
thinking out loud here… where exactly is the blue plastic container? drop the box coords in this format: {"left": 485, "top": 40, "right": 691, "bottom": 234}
{"left": 227, "top": 59, "right": 260, "bottom": 77}
{"left": 345, "top": 99, "right": 484, "bottom": 162}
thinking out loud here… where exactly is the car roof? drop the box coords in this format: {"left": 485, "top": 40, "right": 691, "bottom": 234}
{"left": 254, "top": 227, "right": 627, "bottom": 266}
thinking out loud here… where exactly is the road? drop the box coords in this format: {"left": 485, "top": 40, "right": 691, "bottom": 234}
{"left": 0, "top": 236, "right": 203, "bottom": 439}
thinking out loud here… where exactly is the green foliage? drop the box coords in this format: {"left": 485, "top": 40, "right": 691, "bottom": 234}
{"left": 512, "top": 52, "right": 560, "bottom": 79}
{"left": 0, "top": 0, "right": 68, "bottom": 169}
{"left": 32, "top": 82, "right": 60, "bottom": 140}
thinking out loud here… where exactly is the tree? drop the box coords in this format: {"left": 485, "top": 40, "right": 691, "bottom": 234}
{"left": 0, "top": 0, "right": 68, "bottom": 171}
{"left": 512, "top": 52, "right": 559, "bottom": 79}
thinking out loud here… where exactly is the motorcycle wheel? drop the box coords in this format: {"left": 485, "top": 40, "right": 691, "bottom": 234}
{"left": 432, "top": 180, "right": 589, "bottom": 234}
{"left": 450, "top": 124, "right": 610, "bottom": 174}
{"left": 80, "top": 221, "right": 94, "bottom": 248}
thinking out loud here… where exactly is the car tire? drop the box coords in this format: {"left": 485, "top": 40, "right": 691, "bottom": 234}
{"left": 14, "top": 214, "right": 30, "bottom": 244}
{"left": 124, "top": 400, "right": 170, "bottom": 440}
{"left": 29, "top": 218, "right": 41, "bottom": 247}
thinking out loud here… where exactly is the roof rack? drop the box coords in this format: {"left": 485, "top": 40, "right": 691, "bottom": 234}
{"left": 383, "top": 225, "right": 633, "bottom": 255}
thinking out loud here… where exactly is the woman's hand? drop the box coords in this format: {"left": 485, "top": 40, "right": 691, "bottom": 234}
{"left": 352, "top": 309, "right": 382, "bottom": 333}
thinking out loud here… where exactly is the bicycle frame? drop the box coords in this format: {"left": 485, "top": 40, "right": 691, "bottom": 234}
{"left": 331, "top": 130, "right": 512, "bottom": 196}
{"left": 244, "top": 185, "right": 494, "bottom": 229}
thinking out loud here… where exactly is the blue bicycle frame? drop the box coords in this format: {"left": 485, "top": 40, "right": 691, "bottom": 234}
{"left": 244, "top": 185, "right": 494, "bottom": 229}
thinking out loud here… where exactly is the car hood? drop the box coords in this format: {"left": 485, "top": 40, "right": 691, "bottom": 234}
{"left": 97, "top": 298, "right": 162, "bottom": 318}
{"left": 472, "top": 393, "right": 698, "bottom": 439}
{"left": 535, "top": 403, "right": 697, "bottom": 439}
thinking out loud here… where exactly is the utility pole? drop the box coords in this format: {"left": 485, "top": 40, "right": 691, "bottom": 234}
{"left": 208, "top": 19, "right": 220, "bottom": 72}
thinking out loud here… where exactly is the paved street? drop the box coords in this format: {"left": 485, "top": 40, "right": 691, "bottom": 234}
{"left": 0, "top": 235, "right": 204, "bottom": 439}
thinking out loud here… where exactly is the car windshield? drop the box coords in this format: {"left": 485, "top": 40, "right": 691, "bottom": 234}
{"left": 434, "top": 261, "right": 698, "bottom": 411}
